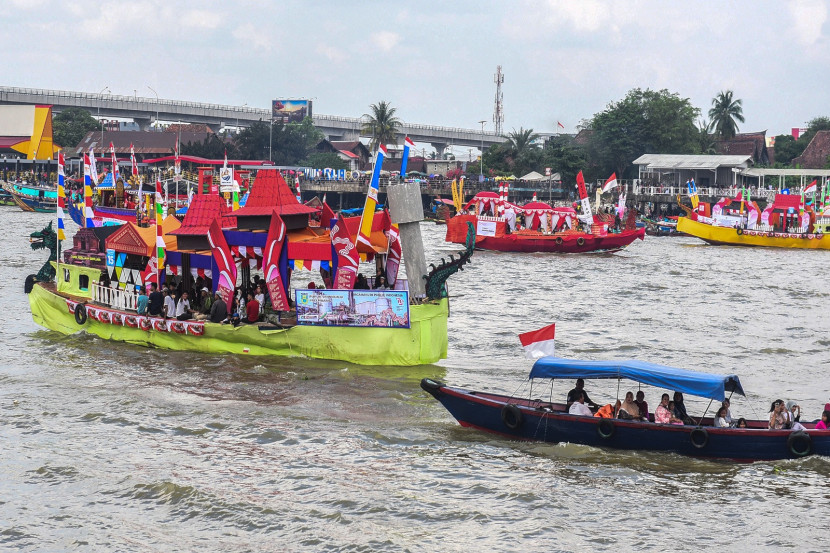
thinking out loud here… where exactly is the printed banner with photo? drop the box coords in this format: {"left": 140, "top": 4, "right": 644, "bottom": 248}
{"left": 295, "top": 289, "right": 410, "bottom": 328}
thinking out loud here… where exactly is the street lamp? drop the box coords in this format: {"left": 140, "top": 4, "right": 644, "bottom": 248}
{"left": 478, "top": 120, "right": 486, "bottom": 178}
{"left": 147, "top": 86, "right": 159, "bottom": 130}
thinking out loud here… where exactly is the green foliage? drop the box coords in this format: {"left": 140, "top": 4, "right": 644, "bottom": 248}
{"left": 587, "top": 88, "right": 700, "bottom": 178}
{"left": 708, "top": 90, "right": 745, "bottom": 139}
{"left": 300, "top": 152, "right": 347, "bottom": 170}
{"left": 181, "top": 133, "right": 236, "bottom": 159}
{"left": 233, "top": 117, "right": 323, "bottom": 164}
{"left": 362, "top": 101, "right": 402, "bottom": 152}
{"left": 540, "top": 135, "right": 587, "bottom": 186}
{"left": 52, "top": 107, "right": 99, "bottom": 149}
{"left": 234, "top": 121, "right": 272, "bottom": 160}
{"left": 772, "top": 134, "right": 803, "bottom": 166}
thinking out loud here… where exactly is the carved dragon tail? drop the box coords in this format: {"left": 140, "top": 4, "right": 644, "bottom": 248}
{"left": 424, "top": 221, "right": 475, "bottom": 300}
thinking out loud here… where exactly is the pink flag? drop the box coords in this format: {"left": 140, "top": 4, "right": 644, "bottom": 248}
{"left": 519, "top": 323, "right": 556, "bottom": 359}
{"left": 207, "top": 219, "right": 237, "bottom": 306}
{"left": 331, "top": 213, "right": 359, "bottom": 289}
{"left": 263, "top": 211, "right": 290, "bottom": 310}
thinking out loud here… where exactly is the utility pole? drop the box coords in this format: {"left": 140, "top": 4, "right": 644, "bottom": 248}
{"left": 478, "top": 120, "right": 486, "bottom": 178}
{"left": 493, "top": 66, "right": 504, "bottom": 136}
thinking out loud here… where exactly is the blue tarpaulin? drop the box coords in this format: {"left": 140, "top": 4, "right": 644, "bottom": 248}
{"left": 529, "top": 358, "right": 744, "bottom": 401}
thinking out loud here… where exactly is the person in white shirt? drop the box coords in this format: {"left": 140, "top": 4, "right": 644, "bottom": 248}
{"left": 162, "top": 289, "right": 176, "bottom": 319}
{"left": 255, "top": 285, "right": 265, "bottom": 308}
{"left": 568, "top": 392, "right": 594, "bottom": 417}
{"left": 175, "top": 291, "right": 192, "bottom": 320}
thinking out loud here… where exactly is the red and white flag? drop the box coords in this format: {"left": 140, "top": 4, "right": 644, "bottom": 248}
{"left": 805, "top": 180, "right": 817, "bottom": 194}
{"left": 601, "top": 173, "right": 618, "bottom": 193}
{"left": 519, "top": 323, "right": 556, "bottom": 359}
{"left": 557, "top": 121, "right": 565, "bottom": 129}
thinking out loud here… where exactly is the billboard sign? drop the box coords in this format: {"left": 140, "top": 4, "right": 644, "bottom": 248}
{"left": 272, "top": 99, "right": 313, "bottom": 124}
{"left": 295, "top": 288, "right": 410, "bottom": 328}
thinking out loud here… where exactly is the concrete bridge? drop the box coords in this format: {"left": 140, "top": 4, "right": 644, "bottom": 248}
{"left": 0, "top": 86, "right": 552, "bottom": 156}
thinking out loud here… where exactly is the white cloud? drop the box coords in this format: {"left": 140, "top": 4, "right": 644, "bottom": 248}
{"left": 316, "top": 44, "right": 348, "bottom": 63}
{"left": 370, "top": 31, "right": 400, "bottom": 52}
{"left": 233, "top": 23, "right": 273, "bottom": 51}
{"left": 789, "top": 0, "right": 828, "bottom": 45}
{"left": 181, "top": 9, "right": 222, "bottom": 30}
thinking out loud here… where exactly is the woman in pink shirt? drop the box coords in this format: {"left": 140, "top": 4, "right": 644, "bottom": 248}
{"left": 816, "top": 410, "right": 830, "bottom": 430}
{"left": 655, "top": 393, "right": 672, "bottom": 424}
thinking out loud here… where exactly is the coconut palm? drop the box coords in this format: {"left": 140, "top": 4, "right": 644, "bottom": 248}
{"left": 361, "top": 101, "right": 402, "bottom": 152}
{"left": 708, "top": 90, "right": 745, "bottom": 139}
{"left": 504, "top": 127, "right": 541, "bottom": 156}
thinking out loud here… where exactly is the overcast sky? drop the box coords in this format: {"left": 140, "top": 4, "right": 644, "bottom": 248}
{"left": 7, "top": 0, "right": 830, "bottom": 145}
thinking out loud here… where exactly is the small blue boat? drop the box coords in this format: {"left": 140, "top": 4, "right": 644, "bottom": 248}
{"left": 422, "top": 358, "right": 827, "bottom": 461}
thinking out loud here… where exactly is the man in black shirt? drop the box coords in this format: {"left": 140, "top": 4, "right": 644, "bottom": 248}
{"left": 209, "top": 293, "right": 228, "bottom": 324}
{"left": 567, "top": 378, "right": 599, "bottom": 409}
{"left": 147, "top": 283, "right": 164, "bottom": 316}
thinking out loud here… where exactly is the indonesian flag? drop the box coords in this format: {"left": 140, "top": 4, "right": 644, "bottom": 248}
{"left": 110, "top": 142, "right": 119, "bottom": 182}
{"left": 805, "top": 180, "right": 817, "bottom": 194}
{"left": 601, "top": 173, "right": 618, "bottom": 193}
{"left": 130, "top": 143, "right": 138, "bottom": 177}
{"left": 519, "top": 323, "right": 556, "bottom": 359}
{"left": 557, "top": 121, "right": 565, "bottom": 129}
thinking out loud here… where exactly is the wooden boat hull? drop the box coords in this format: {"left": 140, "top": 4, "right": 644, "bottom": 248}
{"left": 446, "top": 215, "right": 645, "bottom": 253}
{"left": 29, "top": 283, "right": 449, "bottom": 366}
{"left": 422, "top": 380, "right": 830, "bottom": 461}
{"left": 678, "top": 216, "right": 830, "bottom": 249}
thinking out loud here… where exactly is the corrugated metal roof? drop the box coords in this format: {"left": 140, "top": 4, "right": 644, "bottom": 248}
{"left": 633, "top": 154, "right": 752, "bottom": 170}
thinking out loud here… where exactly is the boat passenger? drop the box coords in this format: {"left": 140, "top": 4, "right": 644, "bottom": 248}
{"left": 194, "top": 288, "right": 213, "bottom": 321}
{"left": 816, "top": 411, "right": 830, "bottom": 430}
{"left": 136, "top": 286, "right": 149, "bottom": 315}
{"left": 634, "top": 390, "right": 649, "bottom": 419}
{"left": 672, "top": 392, "right": 694, "bottom": 425}
{"left": 254, "top": 285, "right": 265, "bottom": 308}
{"left": 721, "top": 398, "right": 734, "bottom": 427}
{"left": 175, "top": 291, "right": 193, "bottom": 321}
{"left": 568, "top": 392, "right": 593, "bottom": 417}
{"left": 566, "top": 379, "right": 599, "bottom": 410}
{"left": 162, "top": 289, "right": 176, "bottom": 319}
{"left": 666, "top": 402, "right": 684, "bottom": 425}
{"left": 245, "top": 292, "right": 260, "bottom": 324}
{"left": 769, "top": 400, "right": 786, "bottom": 429}
{"left": 714, "top": 406, "right": 730, "bottom": 428}
{"left": 147, "top": 283, "right": 164, "bottom": 317}
{"left": 736, "top": 418, "right": 748, "bottom": 429}
{"left": 209, "top": 292, "right": 227, "bottom": 324}
{"left": 785, "top": 401, "right": 802, "bottom": 426}
{"left": 354, "top": 274, "right": 370, "bottom": 290}
{"left": 655, "top": 394, "right": 672, "bottom": 424}
{"left": 617, "top": 392, "right": 645, "bottom": 421}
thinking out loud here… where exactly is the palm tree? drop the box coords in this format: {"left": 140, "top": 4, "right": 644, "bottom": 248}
{"left": 504, "top": 127, "right": 540, "bottom": 156}
{"left": 697, "top": 119, "right": 717, "bottom": 154}
{"left": 708, "top": 90, "right": 745, "bottom": 139}
{"left": 361, "top": 101, "right": 402, "bottom": 152}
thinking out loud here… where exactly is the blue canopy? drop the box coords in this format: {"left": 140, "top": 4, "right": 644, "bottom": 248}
{"left": 529, "top": 358, "right": 745, "bottom": 402}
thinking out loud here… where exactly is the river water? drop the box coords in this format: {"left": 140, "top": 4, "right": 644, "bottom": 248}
{"left": 2, "top": 208, "right": 829, "bottom": 552}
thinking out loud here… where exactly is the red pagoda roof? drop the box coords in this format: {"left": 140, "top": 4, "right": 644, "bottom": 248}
{"left": 234, "top": 169, "right": 317, "bottom": 217}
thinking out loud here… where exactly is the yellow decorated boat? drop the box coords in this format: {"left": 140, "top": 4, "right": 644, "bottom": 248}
{"left": 677, "top": 217, "right": 830, "bottom": 249}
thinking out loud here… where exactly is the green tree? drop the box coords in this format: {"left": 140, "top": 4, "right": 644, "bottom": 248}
{"left": 708, "top": 90, "right": 745, "bottom": 139}
{"left": 540, "top": 135, "right": 587, "bottom": 187}
{"left": 697, "top": 119, "right": 716, "bottom": 154}
{"left": 232, "top": 117, "right": 323, "bottom": 164}
{"left": 361, "top": 101, "right": 402, "bottom": 152}
{"left": 234, "top": 121, "right": 272, "bottom": 160}
{"left": 587, "top": 88, "right": 700, "bottom": 178}
{"left": 52, "top": 107, "right": 99, "bottom": 149}
{"left": 771, "top": 134, "right": 803, "bottom": 166}
{"left": 300, "top": 152, "right": 347, "bottom": 170}
{"left": 504, "top": 127, "right": 541, "bottom": 156}
{"left": 181, "top": 133, "right": 236, "bottom": 159}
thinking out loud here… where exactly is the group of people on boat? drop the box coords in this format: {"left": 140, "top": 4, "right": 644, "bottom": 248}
{"left": 565, "top": 379, "right": 829, "bottom": 430}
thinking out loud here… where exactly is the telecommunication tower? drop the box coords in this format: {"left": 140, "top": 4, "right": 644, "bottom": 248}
{"left": 493, "top": 65, "right": 504, "bottom": 136}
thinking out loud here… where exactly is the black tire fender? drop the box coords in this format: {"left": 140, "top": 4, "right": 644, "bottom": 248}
{"left": 690, "top": 427, "right": 709, "bottom": 449}
{"left": 74, "top": 303, "right": 88, "bottom": 325}
{"left": 501, "top": 404, "right": 523, "bottom": 430}
{"left": 555, "top": 237, "right": 563, "bottom": 245}
{"left": 736, "top": 228, "right": 744, "bottom": 235}
{"left": 597, "top": 418, "right": 615, "bottom": 439}
{"left": 24, "top": 274, "right": 37, "bottom": 294}
{"left": 576, "top": 237, "right": 585, "bottom": 246}
{"left": 787, "top": 431, "right": 812, "bottom": 458}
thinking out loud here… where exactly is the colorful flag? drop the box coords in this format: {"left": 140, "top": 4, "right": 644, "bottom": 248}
{"left": 385, "top": 221, "right": 401, "bottom": 286}
{"left": 688, "top": 179, "right": 700, "bottom": 210}
{"left": 332, "top": 213, "right": 359, "bottom": 289}
{"left": 519, "top": 323, "right": 556, "bottom": 359}
{"left": 263, "top": 211, "right": 290, "bottom": 310}
{"left": 83, "top": 154, "right": 94, "bottom": 228}
{"left": 130, "top": 143, "right": 138, "bottom": 177}
{"left": 155, "top": 176, "right": 165, "bottom": 285}
{"left": 557, "top": 121, "right": 565, "bottom": 129}
{"left": 601, "top": 173, "right": 618, "bottom": 193}
{"left": 617, "top": 191, "right": 627, "bottom": 219}
{"left": 357, "top": 144, "right": 386, "bottom": 247}
{"left": 232, "top": 178, "right": 240, "bottom": 211}
{"left": 88, "top": 146, "right": 98, "bottom": 184}
{"left": 207, "top": 219, "right": 237, "bottom": 305}
{"left": 56, "top": 152, "right": 66, "bottom": 241}
{"left": 400, "top": 136, "right": 415, "bottom": 178}
{"left": 294, "top": 176, "right": 302, "bottom": 203}
{"left": 109, "top": 142, "right": 119, "bottom": 183}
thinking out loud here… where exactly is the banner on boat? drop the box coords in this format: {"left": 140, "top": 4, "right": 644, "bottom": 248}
{"left": 476, "top": 220, "right": 497, "bottom": 237}
{"left": 219, "top": 168, "right": 234, "bottom": 193}
{"left": 295, "top": 289, "right": 410, "bottom": 328}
